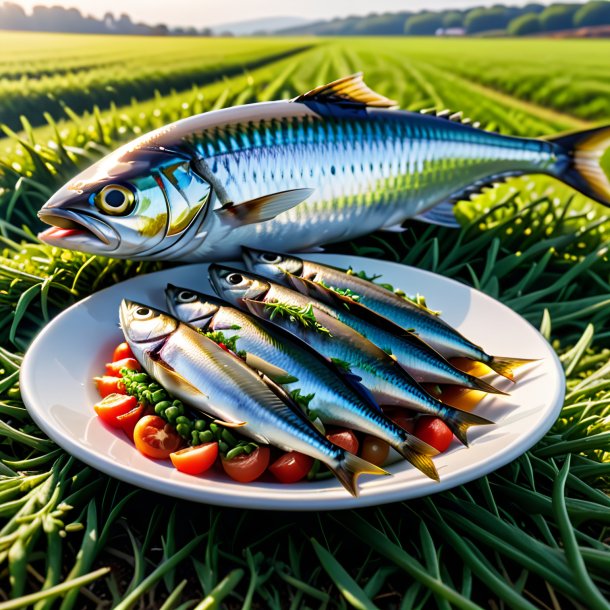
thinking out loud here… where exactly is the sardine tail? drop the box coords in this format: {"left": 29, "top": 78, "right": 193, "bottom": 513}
{"left": 548, "top": 125, "right": 610, "bottom": 207}
{"left": 467, "top": 374, "right": 509, "bottom": 395}
{"left": 394, "top": 439, "right": 440, "bottom": 481}
{"left": 330, "top": 453, "right": 390, "bottom": 497}
{"left": 444, "top": 409, "right": 494, "bottom": 447}
{"left": 487, "top": 356, "right": 537, "bottom": 382}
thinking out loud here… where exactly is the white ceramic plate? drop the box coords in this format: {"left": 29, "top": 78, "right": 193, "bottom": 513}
{"left": 21, "top": 255, "right": 565, "bottom": 510}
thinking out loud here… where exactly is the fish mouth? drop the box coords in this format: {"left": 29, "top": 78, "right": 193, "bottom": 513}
{"left": 37, "top": 208, "right": 120, "bottom": 253}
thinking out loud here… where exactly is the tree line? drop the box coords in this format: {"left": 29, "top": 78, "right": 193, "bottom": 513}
{"left": 0, "top": 2, "right": 217, "bottom": 36}
{"left": 277, "top": 1, "right": 610, "bottom": 36}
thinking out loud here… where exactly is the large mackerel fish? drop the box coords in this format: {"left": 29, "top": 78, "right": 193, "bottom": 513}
{"left": 38, "top": 74, "right": 610, "bottom": 260}
{"left": 119, "top": 299, "right": 388, "bottom": 496}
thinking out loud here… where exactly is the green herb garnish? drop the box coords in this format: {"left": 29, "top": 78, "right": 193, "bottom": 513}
{"left": 264, "top": 300, "right": 332, "bottom": 337}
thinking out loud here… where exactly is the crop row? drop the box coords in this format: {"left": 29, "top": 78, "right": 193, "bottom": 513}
{"left": 0, "top": 32, "right": 314, "bottom": 130}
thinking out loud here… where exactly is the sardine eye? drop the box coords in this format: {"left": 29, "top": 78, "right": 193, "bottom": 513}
{"left": 96, "top": 184, "right": 135, "bottom": 216}
{"left": 227, "top": 273, "right": 244, "bottom": 285}
{"left": 177, "top": 291, "right": 196, "bottom": 303}
{"left": 134, "top": 306, "right": 153, "bottom": 320}
{"left": 261, "top": 253, "right": 282, "bottom": 264}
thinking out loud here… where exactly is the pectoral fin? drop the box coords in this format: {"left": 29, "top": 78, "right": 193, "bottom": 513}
{"left": 215, "top": 188, "right": 313, "bottom": 227}
{"left": 244, "top": 352, "right": 299, "bottom": 384}
{"left": 149, "top": 354, "right": 209, "bottom": 400}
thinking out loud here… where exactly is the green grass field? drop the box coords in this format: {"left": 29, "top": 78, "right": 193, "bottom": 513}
{"left": 0, "top": 32, "right": 609, "bottom": 609}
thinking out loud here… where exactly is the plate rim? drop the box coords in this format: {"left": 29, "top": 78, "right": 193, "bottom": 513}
{"left": 20, "top": 255, "right": 566, "bottom": 510}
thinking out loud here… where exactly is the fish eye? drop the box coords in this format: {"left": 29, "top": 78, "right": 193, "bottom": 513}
{"left": 177, "top": 291, "right": 196, "bottom": 303}
{"left": 261, "top": 253, "right": 282, "bottom": 264}
{"left": 134, "top": 306, "right": 153, "bottom": 320}
{"left": 227, "top": 273, "right": 244, "bottom": 285}
{"left": 96, "top": 184, "right": 135, "bottom": 216}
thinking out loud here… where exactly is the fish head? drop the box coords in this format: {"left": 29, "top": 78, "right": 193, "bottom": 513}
{"left": 241, "top": 247, "right": 303, "bottom": 282}
{"left": 38, "top": 143, "right": 212, "bottom": 259}
{"left": 208, "top": 264, "right": 270, "bottom": 306}
{"left": 165, "top": 284, "right": 220, "bottom": 329}
{"left": 119, "top": 299, "right": 179, "bottom": 361}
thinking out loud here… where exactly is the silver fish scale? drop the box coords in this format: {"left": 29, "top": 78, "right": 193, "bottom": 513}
{"left": 190, "top": 109, "right": 556, "bottom": 255}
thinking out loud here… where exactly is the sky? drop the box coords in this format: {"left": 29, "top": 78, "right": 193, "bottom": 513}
{"left": 14, "top": 0, "right": 577, "bottom": 28}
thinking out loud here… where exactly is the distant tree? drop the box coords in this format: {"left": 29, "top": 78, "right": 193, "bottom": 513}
{"left": 522, "top": 3, "right": 546, "bottom": 14}
{"left": 540, "top": 4, "right": 579, "bottom": 30}
{"left": 0, "top": 2, "right": 29, "bottom": 29}
{"left": 508, "top": 13, "right": 542, "bottom": 35}
{"left": 353, "top": 12, "right": 411, "bottom": 35}
{"left": 151, "top": 23, "right": 169, "bottom": 36}
{"left": 200, "top": 27, "right": 213, "bottom": 36}
{"left": 464, "top": 7, "right": 511, "bottom": 33}
{"left": 574, "top": 0, "right": 610, "bottom": 27}
{"left": 442, "top": 11, "right": 464, "bottom": 28}
{"left": 404, "top": 12, "right": 443, "bottom": 35}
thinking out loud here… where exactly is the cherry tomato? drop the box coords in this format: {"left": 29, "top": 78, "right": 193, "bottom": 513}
{"left": 326, "top": 428, "right": 359, "bottom": 454}
{"left": 414, "top": 417, "right": 454, "bottom": 452}
{"left": 170, "top": 443, "right": 219, "bottom": 475}
{"left": 221, "top": 446, "right": 270, "bottom": 483}
{"left": 94, "top": 375, "right": 125, "bottom": 398}
{"left": 438, "top": 386, "right": 484, "bottom": 412}
{"left": 268, "top": 451, "right": 313, "bottom": 483}
{"left": 133, "top": 415, "right": 182, "bottom": 459}
{"left": 105, "top": 358, "right": 141, "bottom": 377}
{"left": 112, "top": 342, "right": 135, "bottom": 362}
{"left": 94, "top": 394, "right": 137, "bottom": 428}
{"left": 360, "top": 436, "right": 390, "bottom": 466}
{"left": 116, "top": 403, "right": 145, "bottom": 440}
{"left": 390, "top": 413, "right": 416, "bottom": 434}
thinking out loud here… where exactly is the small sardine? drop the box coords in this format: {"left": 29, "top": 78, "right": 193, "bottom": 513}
{"left": 208, "top": 265, "right": 493, "bottom": 446}
{"left": 119, "top": 299, "right": 388, "bottom": 495}
{"left": 241, "top": 249, "right": 534, "bottom": 381}
{"left": 242, "top": 247, "right": 506, "bottom": 393}
{"left": 165, "top": 284, "right": 439, "bottom": 479}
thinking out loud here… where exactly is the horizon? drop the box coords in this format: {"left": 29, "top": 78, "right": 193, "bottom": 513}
{"left": 11, "top": 0, "right": 582, "bottom": 29}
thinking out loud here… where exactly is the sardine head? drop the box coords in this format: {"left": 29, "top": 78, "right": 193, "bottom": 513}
{"left": 165, "top": 284, "right": 220, "bottom": 329}
{"left": 241, "top": 247, "right": 303, "bottom": 282}
{"left": 119, "top": 299, "right": 179, "bottom": 361}
{"left": 208, "top": 264, "right": 270, "bottom": 306}
{"left": 38, "top": 143, "right": 212, "bottom": 259}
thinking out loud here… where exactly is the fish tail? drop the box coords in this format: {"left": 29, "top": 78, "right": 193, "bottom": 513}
{"left": 466, "top": 374, "right": 509, "bottom": 395}
{"left": 444, "top": 409, "right": 494, "bottom": 447}
{"left": 330, "top": 453, "right": 390, "bottom": 497}
{"left": 394, "top": 437, "right": 440, "bottom": 482}
{"left": 547, "top": 125, "right": 610, "bottom": 207}
{"left": 487, "top": 356, "right": 537, "bottom": 382}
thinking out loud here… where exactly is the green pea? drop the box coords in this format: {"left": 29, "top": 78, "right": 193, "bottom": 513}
{"left": 194, "top": 420, "right": 206, "bottom": 432}
{"left": 219, "top": 441, "right": 229, "bottom": 453}
{"left": 155, "top": 401, "right": 171, "bottom": 412}
{"left": 176, "top": 423, "right": 191, "bottom": 438}
{"left": 151, "top": 389, "right": 167, "bottom": 403}
{"left": 225, "top": 446, "right": 246, "bottom": 460}
{"left": 165, "top": 406, "right": 180, "bottom": 422}
{"left": 199, "top": 430, "right": 215, "bottom": 443}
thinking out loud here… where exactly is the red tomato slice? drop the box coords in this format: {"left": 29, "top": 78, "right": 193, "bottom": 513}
{"left": 105, "top": 358, "right": 141, "bottom": 377}
{"left": 268, "top": 451, "right": 313, "bottom": 483}
{"left": 221, "top": 446, "right": 270, "bottom": 483}
{"left": 116, "top": 403, "right": 145, "bottom": 440}
{"left": 326, "top": 428, "right": 359, "bottom": 454}
{"left": 170, "top": 443, "right": 219, "bottom": 475}
{"left": 94, "top": 394, "right": 137, "bottom": 428}
{"left": 360, "top": 436, "right": 390, "bottom": 466}
{"left": 414, "top": 417, "right": 454, "bottom": 453}
{"left": 134, "top": 415, "right": 182, "bottom": 459}
{"left": 94, "top": 375, "right": 125, "bottom": 398}
{"left": 113, "top": 342, "right": 135, "bottom": 362}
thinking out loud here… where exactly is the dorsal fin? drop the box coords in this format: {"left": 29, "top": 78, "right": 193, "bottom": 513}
{"left": 419, "top": 107, "right": 482, "bottom": 129}
{"left": 292, "top": 73, "right": 398, "bottom": 109}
